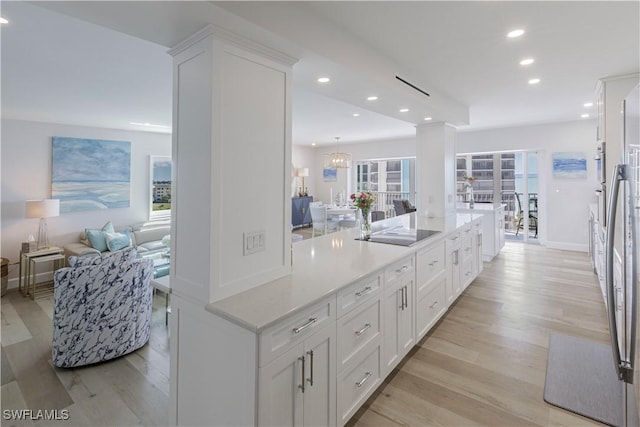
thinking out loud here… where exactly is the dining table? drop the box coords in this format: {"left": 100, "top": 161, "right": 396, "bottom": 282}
{"left": 325, "top": 206, "right": 358, "bottom": 217}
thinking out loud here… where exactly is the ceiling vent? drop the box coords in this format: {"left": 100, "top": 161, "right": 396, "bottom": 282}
{"left": 395, "top": 76, "right": 430, "bottom": 98}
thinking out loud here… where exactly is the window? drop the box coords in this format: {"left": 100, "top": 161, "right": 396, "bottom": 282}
{"left": 149, "top": 156, "right": 172, "bottom": 220}
{"left": 354, "top": 158, "right": 415, "bottom": 217}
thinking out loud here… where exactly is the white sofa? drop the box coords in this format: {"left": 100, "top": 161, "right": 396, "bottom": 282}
{"left": 63, "top": 220, "right": 171, "bottom": 259}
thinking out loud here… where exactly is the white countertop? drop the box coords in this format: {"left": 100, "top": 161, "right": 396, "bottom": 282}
{"left": 207, "top": 212, "right": 483, "bottom": 332}
{"left": 457, "top": 202, "right": 506, "bottom": 212}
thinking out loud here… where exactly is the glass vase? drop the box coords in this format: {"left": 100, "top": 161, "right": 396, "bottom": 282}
{"left": 468, "top": 187, "right": 475, "bottom": 208}
{"left": 359, "top": 208, "right": 372, "bottom": 240}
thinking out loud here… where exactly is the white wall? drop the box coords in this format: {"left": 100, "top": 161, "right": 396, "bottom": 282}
{"left": 312, "top": 137, "right": 416, "bottom": 204}
{"left": 1, "top": 119, "right": 171, "bottom": 285}
{"left": 457, "top": 119, "right": 598, "bottom": 251}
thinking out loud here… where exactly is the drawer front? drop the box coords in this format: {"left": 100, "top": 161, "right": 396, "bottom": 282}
{"left": 384, "top": 256, "right": 415, "bottom": 285}
{"left": 336, "top": 272, "right": 382, "bottom": 318}
{"left": 337, "top": 344, "right": 381, "bottom": 426}
{"left": 461, "top": 258, "right": 474, "bottom": 287}
{"left": 259, "top": 297, "right": 335, "bottom": 367}
{"left": 416, "top": 275, "right": 447, "bottom": 340}
{"left": 460, "top": 222, "right": 473, "bottom": 237}
{"left": 337, "top": 299, "right": 381, "bottom": 369}
{"left": 417, "top": 243, "right": 445, "bottom": 286}
{"left": 461, "top": 235, "right": 473, "bottom": 263}
{"left": 446, "top": 231, "right": 461, "bottom": 251}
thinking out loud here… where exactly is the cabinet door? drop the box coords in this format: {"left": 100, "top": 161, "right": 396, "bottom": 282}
{"left": 495, "top": 208, "right": 505, "bottom": 252}
{"left": 258, "top": 344, "right": 304, "bottom": 427}
{"left": 476, "top": 230, "right": 484, "bottom": 275}
{"left": 448, "top": 249, "right": 461, "bottom": 304}
{"left": 303, "top": 324, "right": 336, "bottom": 427}
{"left": 382, "top": 278, "right": 414, "bottom": 375}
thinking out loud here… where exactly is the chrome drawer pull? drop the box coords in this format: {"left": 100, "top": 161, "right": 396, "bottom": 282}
{"left": 293, "top": 317, "right": 317, "bottom": 334}
{"left": 428, "top": 260, "right": 439, "bottom": 267}
{"left": 355, "top": 323, "right": 372, "bottom": 337}
{"left": 298, "top": 355, "right": 305, "bottom": 393}
{"left": 307, "top": 350, "right": 314, "bottom": 387}
{"left": 395, "top": 265, "right": 408, "bottom": 273}
{"left": 355, "top": 286, "right": 372, "bottom": 297}
{"left": 429, "top": 300, "right": 439, "bottom": 309}
{"left": 355, "top": 372, "right": 372, "bottom": 388}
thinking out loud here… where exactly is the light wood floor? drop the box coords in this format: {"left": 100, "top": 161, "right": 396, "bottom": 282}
{"left": 1, "top": 242, "right": 608, "bottom": 426}
{"left": 347, "top": 242, "right": 609, "bottom": 427}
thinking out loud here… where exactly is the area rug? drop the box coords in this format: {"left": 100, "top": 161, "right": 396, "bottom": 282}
{"left": 544, "top": 333, "right": 623, "bottom": 426}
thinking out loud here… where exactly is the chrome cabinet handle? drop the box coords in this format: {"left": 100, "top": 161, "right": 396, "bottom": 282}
{"left": 429, "top": 300, "right": 439, "bottom": 309}
{"left": 307, "top": 350, "right": 314, "bottom": 386}
{"left": 428, "top": 260, "right": 439, "bottom": 267}
{"left": 355, "top": 323, "right": 372, "bottom": 337}
{"left": 298, "top": 355, "right": 305, "bottom": 392}
{"left": 404, "top": 286, "right": 408, "bottom": 309}
{"left": 395, "top": 265, "right": 408, "bottom": 273}
{"left": 355, "top": 286, "right": 372, "bottom": 297}
{"left": 398, "top": 288, "right": 404, "bottom": 310}
{"left": 293, "top": 317, "right": 317, "bottom": 334}
{"left": 355, "top": 372, "right": 372, "bottom": 388}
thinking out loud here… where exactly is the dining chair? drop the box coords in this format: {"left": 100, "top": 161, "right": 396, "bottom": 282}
{"left": 514, "top": 192, "right": 538, "bottom": 237}
{"left": 309, "top": 205, "right": 339, "bottom": 237}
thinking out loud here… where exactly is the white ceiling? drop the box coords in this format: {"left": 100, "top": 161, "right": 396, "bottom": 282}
{"left": 2, "top": 1, "right": 639, "bottom": 147}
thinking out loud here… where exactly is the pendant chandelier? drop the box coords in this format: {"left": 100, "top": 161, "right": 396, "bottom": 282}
{"left": 324, "top": 137, "right": 352, "bottom": 169}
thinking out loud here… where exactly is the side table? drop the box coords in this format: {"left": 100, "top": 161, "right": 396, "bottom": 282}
{"left": 150, "top": 275, "right": 171, "bottom": 326}
{"left": 19, "top": 246, "right": 65, "bottom": 299}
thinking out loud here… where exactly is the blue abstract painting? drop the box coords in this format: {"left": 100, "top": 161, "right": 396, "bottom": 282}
{"left": 552, "top": 152, "right": 587, "bottom": 179}
{"left": 323, "top": 168, "right": 337, "bottom": 182}
{"left": 52, "top": 137, "right": 131, "bottom": 213}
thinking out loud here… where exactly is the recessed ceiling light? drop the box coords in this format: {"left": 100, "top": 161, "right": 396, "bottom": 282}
{"left": 581, "top": 113, "right": 590, "bottom": 118}
{"left": 311, "top": 143, "right": 316, "bottom": 146}
{"left": 519, "top": 58, "right": 535, "bottom": 66}
{"left": 352, "top": 113, "right": 360, "bottom": 117}
{"left": 399, "top": 108, "right": 409, "bottom": 113}
{"left": 317, "top": 77, "right": 330, "bottom": 83}
{"left": 528, "top": 78, "right": 541, "bottom": 85}
{"left": 424, "top": 117, "right": 433, "bottom": 121}
{"left": 507, "top": 29, "right": 525, "bottom": 38}
{"left": 367, "top": 96, "right": 378, "bottom": 101}
{"left": 0, "top": 17, "right": 8, "bottom": 24}
{"left": 584, "top": 102, "right": 593, "bottom": 107}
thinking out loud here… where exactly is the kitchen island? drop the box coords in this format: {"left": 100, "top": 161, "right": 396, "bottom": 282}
{"left": 457, "top": 202, "right": 506, "bottom": 261}
{"left": 170, "top": 212, "right": 484, "bottom": 426}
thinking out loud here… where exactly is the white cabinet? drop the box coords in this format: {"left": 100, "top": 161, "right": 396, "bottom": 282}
{"left": 457, "top": 205, "right": 505, "bottom": 261}
{"left": 459, "top": 224, "right": 475, "bottom": 290}
{"left": 382, "top": 256, "right": 415, "bottom": 376}
{"left": 445, "top": 231, "right": 462, "bottom": 305}
{"left": 336, "top": 271, "right": 383, "bottom": 427}
{"left": 259, "top": 322, "right": 336, "bottom": 427}
{"left": 258, "top": 302, "right": 337, "bottom": 427}
{"left": 473, "top": 220, "right": 484, "bottom": 277}
{"left": 415, "top": 241, "right": 447, "bottom": 341}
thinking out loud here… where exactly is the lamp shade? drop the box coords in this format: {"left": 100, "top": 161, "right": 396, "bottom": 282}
{"left": 26, "top": 199, "right": 60, "bottom": 219}
{"left": 295, "top": 168, "right": 309, "bottom": 177}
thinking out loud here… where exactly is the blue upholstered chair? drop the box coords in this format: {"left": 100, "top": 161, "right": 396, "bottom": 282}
{"left": 52, "top": 247, "right": 154, "bottom": 368}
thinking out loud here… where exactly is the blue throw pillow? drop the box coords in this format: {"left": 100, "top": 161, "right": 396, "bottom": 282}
{"left": 105, "top": 230, "right": 132, "bottom": 252}
{"left": 85, "top": 221, "right": 115, "bottom": 252}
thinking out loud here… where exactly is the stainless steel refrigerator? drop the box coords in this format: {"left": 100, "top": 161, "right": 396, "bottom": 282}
{"left": 606, "top": 83, "right": 640, "bottom": 426}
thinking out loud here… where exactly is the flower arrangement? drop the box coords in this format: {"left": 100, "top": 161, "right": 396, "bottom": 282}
{"left": 350, "top": 192, "right": 376, "bottom": 211}
{"left": 463, "top": 175, "right": 476, "bottom": 188}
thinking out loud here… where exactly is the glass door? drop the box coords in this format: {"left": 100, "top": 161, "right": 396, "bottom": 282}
{"left": 514, "top": 152, "right": 539, "bottom": 242}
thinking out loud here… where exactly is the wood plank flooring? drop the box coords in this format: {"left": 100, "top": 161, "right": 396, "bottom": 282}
{"left": 1, "top": 242, "right": 609, "bottom": 426}
{"left": 347, "top": 242, "right": 609, "bottom": 427}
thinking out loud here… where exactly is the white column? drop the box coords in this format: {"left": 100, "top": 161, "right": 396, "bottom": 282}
{"left": 415, "top": 122, "right": 457, "bottom": 217}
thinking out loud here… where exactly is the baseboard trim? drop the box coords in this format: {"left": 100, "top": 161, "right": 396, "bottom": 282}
{"left": 545, "top": 241, "right": 588, "bottom": 252}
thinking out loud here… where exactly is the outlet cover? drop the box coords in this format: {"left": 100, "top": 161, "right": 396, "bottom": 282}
{"left": 243, "top": 230, "right": 265, "bottom": 256}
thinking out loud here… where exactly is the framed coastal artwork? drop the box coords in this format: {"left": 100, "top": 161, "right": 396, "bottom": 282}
{"left": 149, "top": 156, "right": 172, "bottom": 219}
{"left": 52, "top": 137, "right": 131, "bottom": 213}
{"left": 323, "top": 167, "right": 337, "bottom": 182}
{"left": 552, "top": 152, "right": 587, "bottom": 179}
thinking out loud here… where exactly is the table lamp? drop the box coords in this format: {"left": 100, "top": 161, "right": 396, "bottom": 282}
{"left": 295, "top": 167, "right": 309, "bottom": 197}
{"left": 26, "top": 199, "right": 60, "bottom": 250}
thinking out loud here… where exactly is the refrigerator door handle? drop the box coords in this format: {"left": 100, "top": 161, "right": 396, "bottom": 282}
{"left": 606, "top": 164, "right": 633, "bottom": 383}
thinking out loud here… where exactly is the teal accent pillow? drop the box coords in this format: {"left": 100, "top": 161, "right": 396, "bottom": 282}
{"left": 85, "top": 221, "right": 115, "bottom": 252}
{"left": 105, "top": 230, "right": 132, "bottom": 252}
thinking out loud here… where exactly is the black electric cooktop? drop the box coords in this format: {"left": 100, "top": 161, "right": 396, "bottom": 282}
{"left": 365, "top": 227, "right": 441, "bottom": 246}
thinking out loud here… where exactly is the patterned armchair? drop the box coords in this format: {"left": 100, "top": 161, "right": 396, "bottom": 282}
{"left": 52, "top": 247, "right": 154, "bottom": 368}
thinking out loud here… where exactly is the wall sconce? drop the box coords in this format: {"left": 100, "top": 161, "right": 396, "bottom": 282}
{"left": 26, "top": 199, "right": 60, "bottom": 250}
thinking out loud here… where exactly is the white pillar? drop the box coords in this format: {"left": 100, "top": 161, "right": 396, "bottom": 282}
{"left": 415, "top": 122, "right": 457, "bottom": 217}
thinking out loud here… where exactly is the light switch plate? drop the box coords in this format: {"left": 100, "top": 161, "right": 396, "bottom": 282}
{"left": 243, "top": 230, "right": 265, "bottom": 256}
